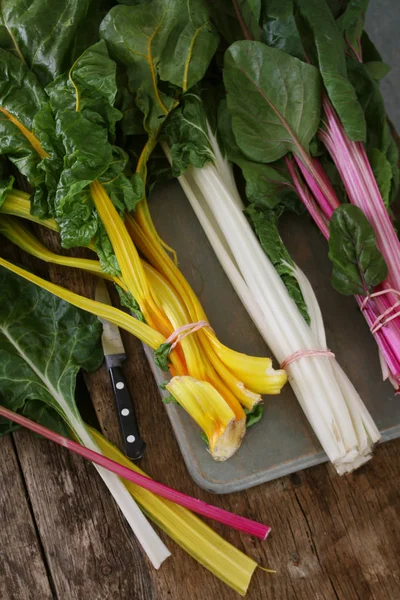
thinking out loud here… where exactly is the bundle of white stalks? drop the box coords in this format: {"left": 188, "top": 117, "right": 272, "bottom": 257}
{"left": 162, "top": 128, "right": 381, "bottom": 474}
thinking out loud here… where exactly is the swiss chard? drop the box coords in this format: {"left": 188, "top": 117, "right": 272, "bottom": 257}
{"left": 100, "top": 0, "right": 219, "bottom": 142}
{"left": 0, "top": 266, "right": 103, "bottom": 434}
{"left": 260, "top": 0, "right": 305, "bottom": 60}
{"left": 217, "top": 99, "right": 299, "bottom": 209}
{"left": 0, "top": 0, "right": 95, "bottom": 86}
{"left": 336, "top": 0, "right": 369, "bottom": 62}
{"left": 0, "top": 48, "right": 57, "bottom": 216}
{"left": 294, "top": 0, "right": 366, "bottom": 141}
{"left": 43, "top": 40, "right": 142, "bottom": 250}
{"left": 328, "top": 204, "right": 388, "bottom": 296}
{"left": 223, "top": 41, "right": 321, "bottom": 163}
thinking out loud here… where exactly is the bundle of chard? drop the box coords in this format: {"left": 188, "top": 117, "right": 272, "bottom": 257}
{"left": 0, "top": 0, "right": 286, "bottom": 468}
{"left": 207, "top": 0, "right": 400, "bottom": 389}
{"left": 157, "top": 90, "right": 380, "bottom": 473}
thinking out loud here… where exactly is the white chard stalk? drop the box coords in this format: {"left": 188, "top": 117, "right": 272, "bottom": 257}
{"left": 162, "top": 129, "right": 381, "bottom": 474}
{"left": 65, "top": 408, "right": 170, "bottom": 569}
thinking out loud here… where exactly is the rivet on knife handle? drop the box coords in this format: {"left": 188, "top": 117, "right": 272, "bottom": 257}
{"left": 109, "top": 366, "right": 146, "bottom": 460}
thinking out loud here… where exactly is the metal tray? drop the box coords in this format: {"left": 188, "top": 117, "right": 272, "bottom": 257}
{"left": 145, "top": 182, "right": 400, "bottom": 494}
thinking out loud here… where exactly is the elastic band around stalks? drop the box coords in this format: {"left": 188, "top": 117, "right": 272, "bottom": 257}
{"left": 280, "top": 349, "right": 335, "bottom": 369}
{"left": 360, "top": 289, "right": 400, "bottom": 334}
{"left": 166, "top": 320, "right": 213, "bottom": 351}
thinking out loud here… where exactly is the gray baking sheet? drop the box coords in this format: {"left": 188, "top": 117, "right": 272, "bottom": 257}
{"left": 145, "top": 182, "right": 400, "bottom": 494}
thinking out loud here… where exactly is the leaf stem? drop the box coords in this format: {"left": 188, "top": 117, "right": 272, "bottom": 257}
{"left": 232, "top": 0, "right": 253, "bottom": 41}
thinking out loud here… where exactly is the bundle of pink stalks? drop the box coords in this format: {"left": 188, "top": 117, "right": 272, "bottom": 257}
{"left": 285, "top": 95, "right": 400, "bottom": 390}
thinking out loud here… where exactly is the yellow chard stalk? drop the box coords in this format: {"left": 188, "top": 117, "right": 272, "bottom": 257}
{"left": 1, "top": 191, "right": 59, "bottom": 231}
{"left": 0, "top": 256, "right": 171, "bottom": 358}
{"left": 0, "top": 216, "right": 114, "bottom": 281}
{"left": 126, "top": 212, "right": 287, "bottom": 398}
{"left": 89, "top": 427, "right": 260, "bottom": 596}
{"left": 166, "top": 376, "right": 246, "bottom": 461}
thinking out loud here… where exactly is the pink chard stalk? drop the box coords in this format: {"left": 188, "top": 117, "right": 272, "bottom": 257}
{"left": 288, "top": 96, "right": 400, "bottom": 389}
{"left": 0, "top": 405, "right": 270, "bottom": 539}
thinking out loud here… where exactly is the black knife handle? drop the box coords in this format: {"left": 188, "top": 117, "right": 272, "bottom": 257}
{"left": 109, "top": 366, "right": 146, "bottom": 460}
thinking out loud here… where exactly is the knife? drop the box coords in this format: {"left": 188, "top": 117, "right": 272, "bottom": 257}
{"left": 95, "top": 279, "right": 146, "bottom": 460}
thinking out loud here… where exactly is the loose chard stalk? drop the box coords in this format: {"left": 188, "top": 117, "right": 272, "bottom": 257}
{"left": 0, "top": 406, "right": 270, "bottom": 540}
{"left": 0, "top": 403, "right": 269, "bottom": 595}
{"left": 88, "top": 429, "right": 263, "bottom": 596}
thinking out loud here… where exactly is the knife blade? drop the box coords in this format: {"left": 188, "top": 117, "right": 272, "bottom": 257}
{"left": 95, "top": 279, "right": 146, "bottom": 460}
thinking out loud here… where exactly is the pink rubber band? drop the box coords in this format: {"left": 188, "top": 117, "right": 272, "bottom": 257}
{"left": 280, "top": 349, "right": 335, "bottom": 370}
{"left": 360, "top": 289, "right": 400, "bottom": 334}
{"left": 166, "top": 320, "right": 212, "bottom": 351}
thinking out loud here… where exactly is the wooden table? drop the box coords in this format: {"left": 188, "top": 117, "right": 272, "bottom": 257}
{"left": 1, "top": 234, "right": 400, "bottom": 600}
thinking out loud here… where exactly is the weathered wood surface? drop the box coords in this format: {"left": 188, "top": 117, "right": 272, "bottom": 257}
{"left": 0, "top": 435, "right": 54, "bottom": 600}
{"left": 1, "top": 236, "right": 400, "bottom": 600}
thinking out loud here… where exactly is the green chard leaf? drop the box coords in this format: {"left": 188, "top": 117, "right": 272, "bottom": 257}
{"left": 244, "top": 403, "right": 264, "bottom": 428}
{"left": 368, "top": 148, "right": 393, "bottom": 211}
{"left": 0, "top": 48, "right": 61, "bottom": 217}
{"left": 162, "top": 92, "right": 215, "bottom": 176}
{"left": 200, "top": 430, "right": 210, "bottom": 447}
{"left": 146, "top": 145, "right": 174, "bottom": 195}
{"left": 46, "top": 41, "right": 140, "bottom": 248}
{"left": 0, "top": 158, "right": 15, "bottom": 208}
{"left": 100, "top": 0, "right": 219, "bottom": 137}
{"left": 68, "top": 0, "right": 114, "bottom": 66}
{"left": 223, "top": 41, "right": 321, "bottom": 163}
{"left": 115, "top": 285, "right": 146, "bottom": 323}
{"left": 94, "top": 222, "right": 121, "bottom": 276}
{"left": 154, "top": 342, "right": 172, "bottom": 371}
{"left": 0, "top": 267, "right": 103, "bottom": 437}
{"left": 0, "top": 0, "right": 93, "bottom": 87}
{"left": 336, "top": 3, "right": 391, "bottom": 83}
{"left": 217, "top": 99, "right": 298, "bottom": 209}
{"left": 246, "top": 204, "right": 310, "bottom": 322}
{"left": 294, "top": 0, "right": 366, "bottom": 141}
{"left": 162, "top": 394, "right": 179, "bottom": 405}
{"left": 326, "top": 0, "right": 344, "bottom": 18}
{"left": 336, "top": 0, "right": 369, "bottom": 61}
{"left": 206, "top": 0, "right": 262, "bottom": 45}
{"left": 328, "top": 204, "right": 388, "bottom": 296}
{"left": 260, "top": 0, "right": 305, "bottom": 60}
{"left": 363, "top": 61, "right": 391, "bottom": 82}
{"left": 21, "top": 402, "right": 71, "bottom": 438}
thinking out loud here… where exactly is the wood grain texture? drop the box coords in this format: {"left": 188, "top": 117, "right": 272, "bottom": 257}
{"left": 1, "top": 224, "right": 400, "bottom": 600}
{"left": 0, "top": 436, "right": 54, "bottom": 600}
{"left": 13, "top": 429, "right": 155, "bottom": 600}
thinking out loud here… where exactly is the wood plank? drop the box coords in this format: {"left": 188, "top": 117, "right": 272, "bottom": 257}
{"left": 13, "top": 429, "right": 156, "bottom": 600}
{"left": 0, "top": 435, "right": 54, "bottom": 600}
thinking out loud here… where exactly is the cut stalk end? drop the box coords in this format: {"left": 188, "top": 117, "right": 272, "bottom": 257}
{"left": 166, "top": 376, "right": 246, "bottom": 460}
